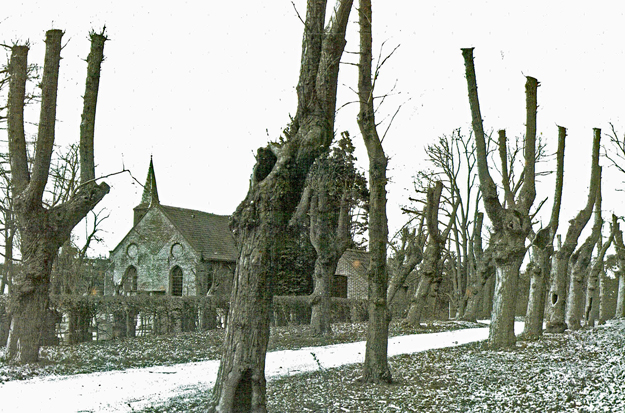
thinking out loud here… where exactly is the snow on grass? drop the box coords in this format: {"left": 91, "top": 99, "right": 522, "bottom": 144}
{"left": 0, "top": 320, "right": 488, "bottom": 412}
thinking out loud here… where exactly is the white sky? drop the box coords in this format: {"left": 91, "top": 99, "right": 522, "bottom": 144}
{"left": 2, "top": 1, "right": 625, "bottom": 256}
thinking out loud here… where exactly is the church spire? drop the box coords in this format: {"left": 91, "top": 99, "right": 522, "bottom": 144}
{"left": 141, "top": 156, "right": 159, "bottom": 206}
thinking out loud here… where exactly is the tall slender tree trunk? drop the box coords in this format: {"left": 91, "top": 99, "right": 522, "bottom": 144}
{"left": 208, "top": 2, "right": 353, "bottom": 410}
{"left": 356, "top": 0, "right": 392, "bottom": 384}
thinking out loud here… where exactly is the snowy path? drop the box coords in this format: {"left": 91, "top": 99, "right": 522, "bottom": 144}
{"left": 0, "top": 322, "right": 524, "bottom": 412}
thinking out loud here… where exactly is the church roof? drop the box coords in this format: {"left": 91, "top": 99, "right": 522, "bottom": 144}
{"left": 336, "top": 249, "right": 370, "bottom": 277}
{"left": 159, "top": 205, "right": 237, "bottom": 262}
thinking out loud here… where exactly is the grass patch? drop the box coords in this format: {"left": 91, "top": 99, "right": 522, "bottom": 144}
{"left": 142, "top": 320, "right": 625, "bottom": 412}
{"left": 0, "top": 319, "right": 478, "bottom": 382}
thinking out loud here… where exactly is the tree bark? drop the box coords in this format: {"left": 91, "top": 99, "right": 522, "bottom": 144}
{"left": 522, "top": 126, "right": 566, "bottom": 338}
{"left": 462, "top": 48, "right": 537, "bottom": 348}
{"left": 357, "top": 0, "right": 392, "bottom": 383}
{"left": 566, "top": 179, "right": 602, "bottom": 330}
{"left": 462, "top": 212, "right": 495, "bottom": 322}
{"left": 404, "top": 182, "right": 454, "bottom": 327}
{"left": 613, "top": 221, "right": 625, "bottom": 319}
{"left": 208, "top": 2, "right": 353, "bottom": 410}
{"left": 546, "top": 128, "right": 601, "bottom": 333}
{"left": 6, "top": 29, "right": 109, "bottom": 363}
{"left": 585, "top": 216, "right": 614, "bottom": 327}
{"left": 616, "top": 272, "right": 625, "bottom": 318}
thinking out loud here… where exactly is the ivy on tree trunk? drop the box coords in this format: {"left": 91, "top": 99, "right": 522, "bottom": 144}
{"left": 207, "top": 1, "right": 354, "bottom": 411}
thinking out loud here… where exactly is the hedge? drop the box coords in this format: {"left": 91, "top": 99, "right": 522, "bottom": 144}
{"left": 0, "top": 294, "right": 378, "bottom": 345}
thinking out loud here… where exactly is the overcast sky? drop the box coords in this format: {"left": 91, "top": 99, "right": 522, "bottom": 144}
{"left": 2, "top": 1, "right": 625, "bottom": 256}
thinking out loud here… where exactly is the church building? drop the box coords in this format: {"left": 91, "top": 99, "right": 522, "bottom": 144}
{"left": 106, "top": 158, "right": 237, "bottom": 297}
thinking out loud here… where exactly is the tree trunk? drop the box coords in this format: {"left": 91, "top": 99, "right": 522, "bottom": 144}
{"left": 546, "top": 128, "right": 601, "bottom": 333}
{"left": 598, "top": 267, "right": 610, "bottom": 325}
{"left": 6, "top": 30, "right": 109, "bottom": 363}
{"left": 479, "top": 275, "right": 495, "bottom": 319}
{"left": 523, "top": 126, "right": 566, "bottom": 338}
{"left": 357, "top": 0, "right": 391, "bottom": 384}
{"left": 566, "top": 176, "right": 602, "bottom": 331}
{"left": 462, "top": 48, "right": 538, "bottom": 348}
{"left": 208, "top": 2, "right": 353, "bottom": 410}
{"left": 522, "top": 247, "right": 550, "bottom": 338}
{"left": 616, "top": 272, "right": 625, "bottom": 318}
{"left": 488, "top": 232, "right": 527, "bottom": 347}
{"left": 463, "top": 213, "right": 494, "bottom": 322}
{"left": 405, "top": 274, "right": 433, "bottom": 326}
{"left": 310, "top": 257, "right": 338, "bottom": 336}
{"left": 565, "top": 242, "right": 596, "bottom": 330}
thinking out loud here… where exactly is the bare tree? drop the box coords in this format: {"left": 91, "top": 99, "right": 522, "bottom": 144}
{"left": 613, "top": 218, "right": 625, "bottom": 319}
{"left": 356, "top": 0, "right": 395, "bottom": 383}
{"left": 522, "top": 126, "right": 566, "bottom": 338}
{"left": 5, "top": 29, "right": 109, "bottom": 363}
{"left": 584, "top": 212, "right": 615, "bottom": 327}
{"left": 462, "top": 48, "right": 538, "bottom": 348}
{"left": 462, "top": 212, "right": 495, "bottom": 321}
{"left": 207, "top": 2, "right": 353, "bottom": 410}
{"left": 545, "top": 129, "right": 601, "bottom": 333}
{"left": 386, "top": 217, "right": 425, "bottom": 308}
{"left": 421, "top": 128, "right": 482, "bottom": 319}
{"left": 294, "top": 133, "right": 367, "bottom": 336}
{"left": 404, "top": 181, "right": 457, "bottom": 327}
{"left": 565, "top": 178, "right": 603, "bottom": 330}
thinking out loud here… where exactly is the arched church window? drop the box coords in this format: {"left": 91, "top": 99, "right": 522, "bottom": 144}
{"left": 123, "top": 266, "right": 138, "bottom": 294}
{"left": 170, "top": 266, "right": 183, "bottom": 296}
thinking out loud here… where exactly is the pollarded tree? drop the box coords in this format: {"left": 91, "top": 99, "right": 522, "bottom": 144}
{"left": 522, "top": 126, "right": 566, "bottom": 339}
{"left": 404, "top": 181, "right": 458, "bottom": 327}
{"left": 545, "top": 128, "right": 601, "bottom": 333}
{"left": 582, "top": 207, "right": 615, "bottom": 327}
{"left": 422, "top": 128, "right": 482, "bottom": 319}
{"left": 294, "top": 132, "right": 367, "bottom": 336}
{"left": 386, "top": 217, "right": 425, "bottom": 309}
{"left": 462, "top": 211, "right": 495, "bottom": 322}
{"left": 565, "top": 177, "right": 603, "bottom": 330}
{"left": 207, "top": 1, "right": 354, "bottom": 411}
{"left": 462, "top": 48, "right": 538, "bottom": 348}
{"left": 6, "top": 29, "right": 109, "bottom": 363}
{"left": 613, "top": 218, "right": 625, "bottom": 319}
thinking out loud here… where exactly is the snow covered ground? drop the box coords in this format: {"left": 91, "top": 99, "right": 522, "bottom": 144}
{"left": 0, "top": 322, "right": 524, "bottom": 413}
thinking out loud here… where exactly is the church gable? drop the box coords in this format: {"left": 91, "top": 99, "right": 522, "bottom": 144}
{"left": 109, "top": 207, "right": 201, "bottom": 294}
{"left": 106, "top": 157, "right": 237, "bottom": 297}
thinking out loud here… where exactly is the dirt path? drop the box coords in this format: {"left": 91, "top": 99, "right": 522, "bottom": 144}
{"left": 0, "top": 322, "right": 524, "bottom": 412}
